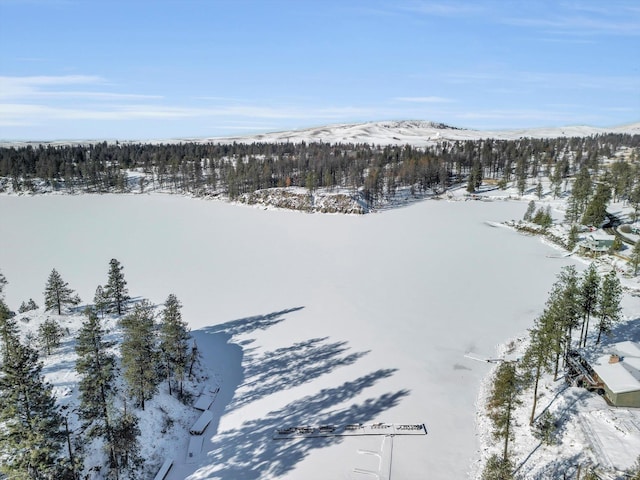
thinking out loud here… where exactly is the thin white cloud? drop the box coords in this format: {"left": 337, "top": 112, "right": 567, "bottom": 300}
{"left": 559, "top": 1, "right": 640, "bottom": 17}
{"left": 0, "top": 75, "right": 104, "bottom": 99}
{"left": 395, "top": 1, "right": 640, "bottom": 37}
{"left": 0, "top": 74, "right": 378, "bottom": 127}
{"left": 194, "top": 96, "right": 249, "bottom": 102}
{"left": 0, "top": 75, "right": 162, "bottom": 102}
{"left": 501, "top": 15, "right": 640, "bottom": 36}
{"left": 394, "top": 96, "right": 454, "bottom": 103}
{"left": 444, "top": 71, "right": 640, "bottom": 91}
{"left": 455, "top": 108, "right": 600, "bottom": 124}
{"left": 0, "top": 101, "right": 378, "bottom": 127}
{"left": 0, "top": 75, "right": 103, "bottom": 87}
{"left": 31, "top": 91, "right": 163, "bottom": 100}
{"left": 603, "top": 107, "right": 636, "bottom": 113}
{"left": 500, "top": 0, "right": 640, "bottom": 36}
{"left": 402, "top": 1, "right": 484, "bottom": 17}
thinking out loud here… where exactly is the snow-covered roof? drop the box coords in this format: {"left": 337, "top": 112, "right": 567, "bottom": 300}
{"left": 587, "top": 231, "right": 615, "bottom": 242}
{"left": 614, "top": 341, "right": 640, "bottom": 358}
{"left": 591, "top": 341, "right": 640, "bottom": 394}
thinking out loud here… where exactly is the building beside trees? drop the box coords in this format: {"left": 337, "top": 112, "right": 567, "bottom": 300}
{"left": 589, "top": 341, "right": 640, "bottom": 408}
{"left": 582, "top": 231, "right": 615, "bottom": 253}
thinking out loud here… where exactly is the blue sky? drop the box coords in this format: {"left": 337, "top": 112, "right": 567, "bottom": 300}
{"left": 0, "top": 0, "right": 639, "bottom": 140}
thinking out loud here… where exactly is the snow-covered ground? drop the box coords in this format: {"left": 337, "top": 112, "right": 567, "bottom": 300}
{"left": 1, "top": 193, "right": 639, "bottom": 479}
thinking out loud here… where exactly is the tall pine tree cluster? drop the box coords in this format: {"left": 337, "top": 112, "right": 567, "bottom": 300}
{"left": 0, "top": 262, "right": 194, "bottom": 479}
{"left": 0, "top": 270, "right": 73, "bottom": 479}
{"left": 120, "top": 300, "right": 159, "bottom": 411}
{"left": 73, "top": 262, "right": 192, "bottom": 477}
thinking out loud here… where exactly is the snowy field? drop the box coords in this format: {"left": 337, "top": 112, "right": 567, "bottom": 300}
{"left": 1, "top": 194, "right": 638, "bottom": 479}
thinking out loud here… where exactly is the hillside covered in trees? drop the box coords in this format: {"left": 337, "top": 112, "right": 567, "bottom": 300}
{"left": 1, "top": 133, "right": 639, "bottom": 213}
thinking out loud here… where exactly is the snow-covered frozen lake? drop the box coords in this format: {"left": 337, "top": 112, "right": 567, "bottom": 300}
{"left": 0, "top": 194, "right": 579, "bottom": 479}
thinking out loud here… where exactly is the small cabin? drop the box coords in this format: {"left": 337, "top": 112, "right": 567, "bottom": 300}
{"left": 590, "top": 341, "right": 640, "bottom": 408}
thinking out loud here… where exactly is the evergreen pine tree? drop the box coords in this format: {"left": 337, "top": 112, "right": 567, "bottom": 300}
{"left": 543, "top": 266, "right": 581, "bottom": 378}
{"left": 565, "top": 166, "right": 592, "bottom": 223}
{"left": 0, "top": 269, "right": 7, "bottom": 298}
{"left": 522, "top": 317, "right": 556, "bottom": 425}
{"left": 93, "top": 285, "right": 109, "bottom": 318}
{"left": 481, "top": 453, "right": 514, "bottom": 480}
{"left": 105, "top": 259, "right": 129, "bottom": 315}
{"left": 0, "top": 334, "right": 66, "bottom": 479}
{"left": 487, "top": 361, "right": 521, "bottom": 462}
{"left": 596, "top": 270, "right": 622, "bottom": 344}
{"left": 0, "top": 299, "right": 19, "bottom": 363}
{"left": 159, "top": 294, "right": 190, "bottom": 397}
{"left": 550, "top": 162, "right": 563, "bottom": 199}
{"left": 610, "top": 236, "right": 623, "bottom": 253}
{"left": 544, "top": 205, "right": 553, "bottom": 227}
{"left": 44, "top": 268, "right": 80, "bottom": 315}
{"left": 18, "top": 298, "right": 39, "bottom": 313}
{"left": 466, "top": 161, "right": 482, "bottom": 193}
{"left": 75, "top": 309, "right": 117, "bottom": 466}
{"left": 581, "top": 182, "right": 611, "bottom": 227}
{"left": 579, "top": 264, "right": 600, "bottom": 348}
{"left": 523, "top": 200, "right": 535, "bottom": 222}
{"left": 567, "top": 224, "right": 580, "bottom": 251}
{"left": 38, "top": 317, "right": 64, "bottom": 355}
{"left": 625, "top": 456, "right": 640, "bottom": 480}
{"left": 631, "top": 240, "right": 640, "bottom": 276}
{"left": 515, "top": 158, "right": 526, "bottom": 196}
{"left": 120, "top": 300, "right": 159, "bottom": 410}
{"left": 630, "top": 183, "right": 640, "bottom": 222}
{"left": 564, "top": 195, "right": 581, "bottom": 224}
{"left": 188, "top": 339, "right": 200, "bottom": 378}
{"left": 111, "top": 407, "right": 141, "bottom": 474}
{"left": 532, "top": 206, "right": 553, "bottom": 228}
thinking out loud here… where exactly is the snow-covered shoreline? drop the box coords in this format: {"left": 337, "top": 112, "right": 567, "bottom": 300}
{"left": 1, "top": 190, "right": 639, "bottom": 479}
{"left": 472, "top": 214, "right": 640, "bottom": 479}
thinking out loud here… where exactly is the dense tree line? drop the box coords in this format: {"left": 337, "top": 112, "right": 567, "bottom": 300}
{"left": 1, "top": 134, "right": 638, "bottom": 208}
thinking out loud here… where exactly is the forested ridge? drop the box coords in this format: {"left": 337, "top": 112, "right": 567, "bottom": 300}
{"left": 1, "top": 133, "right": 638, "bottom": 210}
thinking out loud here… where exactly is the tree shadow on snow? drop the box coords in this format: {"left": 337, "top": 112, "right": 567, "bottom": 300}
{"left": 518, "top": 452, "right": 583, "bottom": 480}
{"left": 196, "top": 370, "right": 408, "bottom": 480}
{"left": 607, "top": 316, "right": 640, "bottom": 344}
{"left": 188, "top": 307, "right": 308, "bottom": 451}
{"left": 204, "top": 306, "right": 304, "bottom": 337}
{"left": 40, "top": 335, "right": 77, "bottom": 376}
{"left": 186, "top": 307, "right": 409, "bottom": 480}
{"left": 228, "top": 337, "right": 370, "bottom": 411}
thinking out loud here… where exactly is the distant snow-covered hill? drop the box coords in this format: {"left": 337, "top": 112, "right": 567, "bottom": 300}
{"left": 191, "top": 120, "right": 640, "bottom": 147}
{"left": 3, "top": 120, "right": 639, "bottom": 148}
